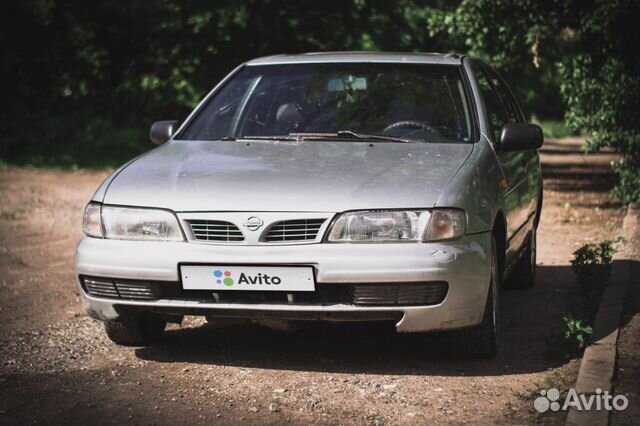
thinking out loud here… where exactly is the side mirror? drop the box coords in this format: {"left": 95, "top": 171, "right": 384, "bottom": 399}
{"left": 499, "top": 123, "right": 543, "bottom": 151}
{"left": 150, "top": 120, "right": 179, "bottom": 145}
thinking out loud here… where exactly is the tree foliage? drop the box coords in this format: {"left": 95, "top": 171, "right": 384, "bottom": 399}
{"left": 1, "top": 0, "right": 450, "bottom": 166}
{"left": 430, "top": 0, "right": 640, "bottom": 202}
{"left": 1, "top": 0, "right": 639, "bottom": 202}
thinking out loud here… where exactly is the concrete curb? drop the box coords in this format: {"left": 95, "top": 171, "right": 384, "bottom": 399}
{"left": 565, "top": 203, "right": 639, "bottom": 426}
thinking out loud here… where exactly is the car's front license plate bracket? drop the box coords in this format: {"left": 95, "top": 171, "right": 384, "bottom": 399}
{"left": 180, "top": 265, "right": 316, "bottom": 292}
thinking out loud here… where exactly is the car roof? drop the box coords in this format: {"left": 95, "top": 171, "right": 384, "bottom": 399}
{"left": 245, "top": 51, "right": 464, "bottom": 66}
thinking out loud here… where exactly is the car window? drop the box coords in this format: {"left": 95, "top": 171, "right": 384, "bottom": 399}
{"left": 180, "top": 63, "right": 474, "bottom": 143}
{"left": 485, "top": 67, "right": 523, "bottom": 123}
{"left": 473, "top": 64, "right": 510, "bottom": 142}
{"left": 184, "top": 77, "right": 256, "bottom": 141}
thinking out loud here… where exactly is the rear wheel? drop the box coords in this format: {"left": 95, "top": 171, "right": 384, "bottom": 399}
{"left": 450, "top": 236, "right": 499, "bottom": 358}
{"left": 104, "top": 313, "right": 166, "bottom": 346}
{"left": 506, "top": 230, "right": 536, "bottom": 289}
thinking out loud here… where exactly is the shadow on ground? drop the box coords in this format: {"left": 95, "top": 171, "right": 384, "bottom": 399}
{"left": 135, "top": 264, "right": 591, "bottom": 377}
{"left": 541, "top": 163, "right": 618, "bottom": 193}
{"left": 540, "top": 138, "right": 620, "bottom": 193}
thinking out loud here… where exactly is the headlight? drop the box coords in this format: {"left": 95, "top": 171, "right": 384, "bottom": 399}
{"left": 83, "top": 203, "right": 103, "bottom": 238}
{"left": 327, "top": 210, "right": 431, "bottom": 242}
{"left": 327, "top": 209, "right": 466, "bottom": 243}
{"left": 83, "top": 203, "right": 184, "bottom": 241}
{"left": 102, "top": 206, "right": 184, "bottom": 241}
{"left": 423, "top": 209, "right": 466, "bottom": 242}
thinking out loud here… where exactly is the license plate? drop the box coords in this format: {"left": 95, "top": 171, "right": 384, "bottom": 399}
{"left": 180, "top": 265, "right": 315, "bottom": 292}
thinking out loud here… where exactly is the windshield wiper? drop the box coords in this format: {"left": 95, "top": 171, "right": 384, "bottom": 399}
{"left": 336, "top": 130, "right": 418, "bottom": 143}
{"left": 238, "top": 135, "right": 300, "bottom": 141}
{"left": 290, "top": 131, "right": 418, "bottom": 143}
{"left": 229, "top": 132, "right": 420, "bottom": 143}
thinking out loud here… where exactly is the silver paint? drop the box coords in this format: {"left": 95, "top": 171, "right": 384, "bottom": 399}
{"left": 78, "top": 53, "right": 542, "bottom": 333}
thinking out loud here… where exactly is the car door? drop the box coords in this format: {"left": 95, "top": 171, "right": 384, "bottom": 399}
{"left": 485, "top": 66, "right": 540, "bottom": 231}
{"left": 471, "top": 62, "right": 529, "bottom": 265}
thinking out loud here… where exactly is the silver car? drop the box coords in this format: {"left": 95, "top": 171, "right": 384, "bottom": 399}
{"left": 77, "top": 52, "right": 542, "bottom": 358}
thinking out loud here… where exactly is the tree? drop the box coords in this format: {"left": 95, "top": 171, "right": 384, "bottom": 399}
{"left": 1, "top": 0, "right": 446, "bottom": 167}
{"left": 428, "top": 0, "right": 640, "bottom": 203}
{"left": 3, "top": 0, "right": 638, "bottom": 201}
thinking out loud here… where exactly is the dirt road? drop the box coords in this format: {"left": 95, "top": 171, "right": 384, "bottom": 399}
{"left": 0, "top": 138, "right": 626, "bottom": 425}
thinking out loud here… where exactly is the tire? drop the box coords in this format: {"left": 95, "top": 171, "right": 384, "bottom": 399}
{"left": 506, "top": 230, "right": 536, "bottom": 289}
{"left": 450, "top": 236, "right": 499, "bottom": 358}
{"left": 104, "top": 313, "right": 166, "bottom": 346}
{"left": 534, "top": 187, "right": 543, "bottom": 230}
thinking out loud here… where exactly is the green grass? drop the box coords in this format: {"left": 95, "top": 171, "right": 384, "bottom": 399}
{"left": 535, "top": 120, "right": 581, "bottom": 139}
{"left": 1, "top": 112, "right": 149, "bottom": 170}
{"left": 517, "top": 361, "right": 579, "bottom": 403}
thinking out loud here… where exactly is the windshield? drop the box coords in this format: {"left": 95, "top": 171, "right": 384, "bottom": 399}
{"left": 180, "top": 63, "right": 474, "bottom": 143}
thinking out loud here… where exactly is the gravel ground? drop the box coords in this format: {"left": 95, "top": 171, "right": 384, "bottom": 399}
{"left": 0, "top": 137, "right": 628, "bottom": 425}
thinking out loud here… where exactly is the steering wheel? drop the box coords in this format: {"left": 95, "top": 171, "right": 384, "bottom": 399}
{"left": 383, "top": 120, "right": 438, "bottom": 134}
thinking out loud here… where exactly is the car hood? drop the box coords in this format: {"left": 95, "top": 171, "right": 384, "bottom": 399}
{"left": 102, "top": 139, "right": 473, "bottom": 212}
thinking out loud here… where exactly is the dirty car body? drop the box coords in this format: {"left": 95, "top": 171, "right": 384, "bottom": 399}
{"left": 77, "top": 52, "right": 543, "bottom": 356}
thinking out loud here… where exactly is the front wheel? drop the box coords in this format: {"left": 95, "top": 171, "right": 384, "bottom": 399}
{"left": 104, "top": 313, "right": 167, "bottom": 346}
{"left": 450, "top": 236, "right": 499, "bottom": 358}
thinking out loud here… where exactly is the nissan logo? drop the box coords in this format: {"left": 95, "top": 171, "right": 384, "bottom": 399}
{"left": 243, "top": 216, "right": 264, "bottom": 231}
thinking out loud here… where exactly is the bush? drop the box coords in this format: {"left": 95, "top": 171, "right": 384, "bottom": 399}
{"left": 0, "top": 110, "right": 148, "bottom": 168}
{"left": 536, "top": 120, "right": 580, "bottom": 139}
{"left": 546, "top": 314, "right": 593, "bottom": 358}
{"left": 562, "top": 315, "right": 593, "bottom": 350}
{"left": 570, "top": 239, "right": 620, "bottom": 292}
{"left": 546, "top": 238, "right": 622, "bottom": 358}
{"left": 612, "top": 159, "right": 640, "bottom": 204}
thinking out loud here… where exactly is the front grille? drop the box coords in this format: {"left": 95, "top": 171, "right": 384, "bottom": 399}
{"left": 83, "top": 277, "right": 162, "bottom": 301}
{"left": 114, "top": 281, "right": 162, "bottom": 300}
{"left": 199, "top": 282, "right": 447, "bottom": 306}
{"left": 82, "top": 276, "right": 447, "bottom": 307}
{"left": 84, "top": 278, "right": 119, "bottom": 299}
{"left": 188, "top": 220, "right": 244, "bottom": 242}
{"left": 262, "top": 219, "right": 326, "bottom": 242}
{"left": 352, "top": 282, "right": 448, "bottom": 306}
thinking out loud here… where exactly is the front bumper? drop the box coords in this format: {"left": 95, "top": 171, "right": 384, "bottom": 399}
{"left": 76, "top": 232, "right": 492, "bottom": 332}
